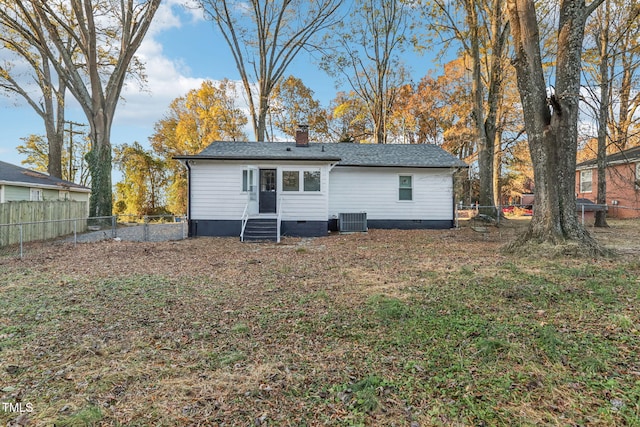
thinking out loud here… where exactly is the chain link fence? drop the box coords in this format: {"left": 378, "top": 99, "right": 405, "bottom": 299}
{"left": 0, "top": 214, "right": 187, "bottom": 259}
{"left": 455, "top": 202, "right": 618, "bottom": 228}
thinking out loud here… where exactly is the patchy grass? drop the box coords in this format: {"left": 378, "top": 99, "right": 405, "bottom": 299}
{"left": 1, "top": 220, "right": 639, "bottom": 425}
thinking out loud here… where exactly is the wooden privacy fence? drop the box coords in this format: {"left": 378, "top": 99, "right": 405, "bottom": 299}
{"left": 0, "top": 201, "right": 88, "bottom": 246}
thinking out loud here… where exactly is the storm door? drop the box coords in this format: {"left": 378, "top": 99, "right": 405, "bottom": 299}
{"left": 259, "top": 169, "right": 277, "bottom": 213}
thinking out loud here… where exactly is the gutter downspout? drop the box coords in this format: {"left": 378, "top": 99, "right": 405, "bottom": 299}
{"left": 452, "top": 167, "right": 464, "bottom": 229}
{"left": 185, "top": 160, "right": 193, "bottom": 237}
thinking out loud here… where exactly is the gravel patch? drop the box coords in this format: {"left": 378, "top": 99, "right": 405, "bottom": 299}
{"left": 68, "top": 223, "right": 188, "bottom": 243}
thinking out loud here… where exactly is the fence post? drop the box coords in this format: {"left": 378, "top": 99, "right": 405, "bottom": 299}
{"left": 581, "top": 205, "right": 585, "bottom": 225}
{"left": 111, "top": 216, "right": 116, "bottom": 238}
{"left": 454, "top": 205, "right": 458, "bottom": 229}
{"left": 73, "top": 219, "right": 77, "bottom": 245}
{"left": 19, "top": 224, "right": 23, "bottom": 259}
{"left": 144, "top": 216, "right": 149, "bottom": 242}
{"left": 182, "top": 216, "right": 188, "bottom": 238}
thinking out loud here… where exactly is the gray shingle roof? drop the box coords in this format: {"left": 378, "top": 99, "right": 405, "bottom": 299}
{"left": 175, "top": 141, "right": 468, "bottom": 168}
{"left": 576, "top": 145, "right": 640, "bottom": 169}
{"left": 0, "top": 160, "right": 90, "bottom": 191}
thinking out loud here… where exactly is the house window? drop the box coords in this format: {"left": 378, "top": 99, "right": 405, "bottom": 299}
{"left": 636, "top": 163, "right": 640, "bottom": 190}
{"left": 242, "top": 169, "right": 255, "bottom": 192}
{"left": 399, "top": 175, "right": 413, "bottom": 201}
{"left": 30, "top": 188, "right": 43, "bottom": 201}
{"left": 282, "top": 171, "right": 300, "bottom": 191}
{"left": 580, "top": 170, "right": 592, "bottom": 193}
{"left": 282, "top": 169, "right": 321, "bottom": 192}
{"left": 303, "top": 171, "right": 321, "bottom": 191}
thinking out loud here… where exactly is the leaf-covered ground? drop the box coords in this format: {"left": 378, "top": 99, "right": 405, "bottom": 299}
{"left": 1, "top": 219, "right": 639, "bottom": 426}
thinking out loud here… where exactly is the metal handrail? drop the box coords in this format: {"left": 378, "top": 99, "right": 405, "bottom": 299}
{"left": 240, "top": 203, "right": 249, "bottom": 242}
{"left": 276, "top": 197, "right": 283, "bottom": 243}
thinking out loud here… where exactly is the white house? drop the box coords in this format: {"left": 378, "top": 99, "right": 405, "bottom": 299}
{"left": 175, "top": 130, "right": 467, "bottom": 241}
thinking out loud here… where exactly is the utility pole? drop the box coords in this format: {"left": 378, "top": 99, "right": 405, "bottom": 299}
{"left": 65, "top": 121, "right": 86, "bottom": 183}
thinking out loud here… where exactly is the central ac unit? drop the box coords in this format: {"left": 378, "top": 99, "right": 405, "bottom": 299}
{"left": 339, "top": 212, "right": 367, "bottom": 232}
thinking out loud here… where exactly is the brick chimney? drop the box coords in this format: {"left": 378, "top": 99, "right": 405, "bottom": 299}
{"left": 295, "top": 124, "right": 309, "bottom": 147}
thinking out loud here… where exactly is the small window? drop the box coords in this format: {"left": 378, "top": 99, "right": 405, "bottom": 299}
{"left": 242, "top": 169, "right": 255, "bottom": 192}
{"left": 30, "top": 188, "right": 42, "bottom": 201}
{"left": 635, "top": 163, "right": 640, "bottom": 190}
{"left": 303, "top": 171, "right": 321, "bottom": 192}
{"left": 580, "top": 170, "right": 592, "bottom": 193}
{"left": 283, "top": 171, "right": 300, "bottom": 191}
{"left": 399, "top": 175, "right": 413, "bottom": 201}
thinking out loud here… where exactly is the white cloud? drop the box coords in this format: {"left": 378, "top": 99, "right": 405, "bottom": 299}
{"left": 148, "top": 0, "right": 205, "bottom": 35}
{"left": 112, "top": 2, "right": 210, "bottom": 132}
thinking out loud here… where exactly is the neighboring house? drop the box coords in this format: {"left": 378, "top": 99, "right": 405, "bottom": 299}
{"left": 175, "top": 129, "right": 468, "bottom": 240}
{"left": 0, "top": 160, "right": 91, "bottom": 205}
{"left": 576, "top": 145, "right": 640, "bottom": 219}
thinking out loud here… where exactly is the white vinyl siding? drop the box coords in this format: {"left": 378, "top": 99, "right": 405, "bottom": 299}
{"left": 190, "top": 163, "right": 250, "bottom": 220}
{"left": 189, "top": 161, "right": 330, "bottom": 221}
{"left": 329, "top": 167, "right": 454, "bottom": 220}
{"left": 2, "top": 185, "right": 31, "bottom": 201}
{"left": 580, "top": 169, "right": 593, "bottom": 193}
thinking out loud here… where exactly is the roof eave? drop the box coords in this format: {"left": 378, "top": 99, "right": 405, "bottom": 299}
{"left": 0, "top": 180, "right": 91, "bottom": 192}
{"left": 335, "top": 163, "right": 468, "bottom": 168}
{"left": 173, "top": 155, "right": 342, "bottom": 162}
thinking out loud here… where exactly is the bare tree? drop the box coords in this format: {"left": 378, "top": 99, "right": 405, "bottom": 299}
{"left": 581, "top": 0, "right": 640, "bottom": 226}
{"left": 198, "top": 0, "right": 341, "bottom": 142}
{"left": 0, "top": 2, "right": 70, "bottom": 178}
{"left": 322, "top": 0, "right": 409, "bottom": 144}
{"left": 506, "top": 0, "right": 605, "bottom": 254}
{"left": 609, "top": 3, "right": 640, "bottom": 151}
{"left": 6, "top": 0, "right": 161, "bottom": 217}
{"left": 425, "top": 0, "right": 511, "bottom": 214}
{"left": 590, "top": 0, "right": 611, "bottom": 227}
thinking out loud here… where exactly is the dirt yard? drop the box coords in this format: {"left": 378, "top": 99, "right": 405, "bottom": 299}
{"left": 1, "top": 218, "right": 639, "bottom": 425}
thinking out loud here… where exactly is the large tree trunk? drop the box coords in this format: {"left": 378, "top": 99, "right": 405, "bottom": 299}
{"left": 44, "top": 117, "right": 64, "bottom": 179}
{"left": 86, "top": 110, "right": 113, "bottom": 218}
{"left": 487, "top": 1, "right": 509, "bottom": 208}
{"left": 466, "top": 1, "right": 494, "bottom": 214}
{"left": 257, "top": 91, "right": 269, "bottom": 142}
{"left": 492, "top": 129, "right": 504, "bottom": 206}
{"left": 594, "top": 0, "right": 610, "bottom": 228}
{"left": 87, "top": 142, "right": 112, "bottom": 218}
{"left": 506, "top": 0, "right": 604, "bottom": 254}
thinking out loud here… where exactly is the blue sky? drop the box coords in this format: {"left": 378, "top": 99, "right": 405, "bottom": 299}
{"left": 0, "top": 1, "right": 443, "bottom": 176}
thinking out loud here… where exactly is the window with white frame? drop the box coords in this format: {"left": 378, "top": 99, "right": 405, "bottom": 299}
{"left": 635, "top": 162, "right": 640, "bottom": 190}
{"left": 580, "top": 170, "right": 592, "bottom": 193}
{"left": 399, "top": 175, "right": 413, "bottom": 201}
{"left": 282, "top": 169, "right": 321, "bottom": 192}
{"left": 242, "top": 169, "right": 255, "bottom": 192}
{"left": 282, "top": 171, "right": 300, "bottom": 191}
{"left": 30, "top": 188, "right": 43, "bottom": 201}
{"left": 303, "top": 170, "right": 321, "bottom": 191}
